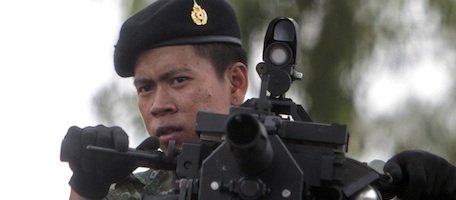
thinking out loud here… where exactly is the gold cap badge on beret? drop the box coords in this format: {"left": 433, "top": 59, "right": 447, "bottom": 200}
{"left": 191, "top": 0, "right": 207, "bottom": 25}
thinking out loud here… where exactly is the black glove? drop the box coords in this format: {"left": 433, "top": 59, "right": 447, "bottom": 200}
{"left": 383, "top": 150, "right": 456, "bottom": 200}
{"left": 60, "top": 125, "right": 138, "bottom": 199}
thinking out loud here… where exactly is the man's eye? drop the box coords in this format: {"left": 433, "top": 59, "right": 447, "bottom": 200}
{"left": 137, "top": 85, "right": 153, "bottom": 94}
{"left": 172, "top": 77, "right": 189, "bottom": 85}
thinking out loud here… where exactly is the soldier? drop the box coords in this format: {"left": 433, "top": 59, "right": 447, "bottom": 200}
{"left": 61, "top": 0, "right": 456, "bottom": 199}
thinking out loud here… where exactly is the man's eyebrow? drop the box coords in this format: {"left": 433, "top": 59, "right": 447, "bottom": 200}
{"left": 133, "top": 67, "right": 193, "bottom": 86}
{"left": 133, "top": 77, "right": 153, "bottom": 87}
{"left": 158, "top": 67, "right": 193, "bottom": 82}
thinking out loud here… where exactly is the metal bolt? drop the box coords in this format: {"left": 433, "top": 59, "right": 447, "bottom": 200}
{"left": 210, "top": 181, "right": 220, "bottom": 191}
{"left": 282, "top": 189, "right": 291, "bottom": 198}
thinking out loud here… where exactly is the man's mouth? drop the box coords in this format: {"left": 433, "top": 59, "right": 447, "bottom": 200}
{"left": 156, "top": 126, "right": 183, "bottom": 143}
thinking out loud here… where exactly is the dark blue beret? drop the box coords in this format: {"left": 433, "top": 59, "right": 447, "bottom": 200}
{"left": 114, "top": 0, "right": 242, "bottom": 77}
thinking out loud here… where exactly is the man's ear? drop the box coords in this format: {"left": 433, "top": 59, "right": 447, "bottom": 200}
{"left": 226, "top": 62, "right": 248, "bottom": 106}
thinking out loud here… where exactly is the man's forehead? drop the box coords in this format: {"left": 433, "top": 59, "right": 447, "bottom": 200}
{"left": 134, "top": 45, "right": 205, "bottom": 70}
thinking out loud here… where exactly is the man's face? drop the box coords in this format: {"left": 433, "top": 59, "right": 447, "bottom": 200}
{"left": 134, "top": 45, "right": 246, "bottom": 151}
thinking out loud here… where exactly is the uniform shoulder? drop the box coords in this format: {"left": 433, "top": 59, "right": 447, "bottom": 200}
{"left": 105, "top": 169, "right": 177, "bottom": 200}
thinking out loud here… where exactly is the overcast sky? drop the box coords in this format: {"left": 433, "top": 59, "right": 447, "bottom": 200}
{"left": 0, "top": 0, "right": 122, "bottom": 198}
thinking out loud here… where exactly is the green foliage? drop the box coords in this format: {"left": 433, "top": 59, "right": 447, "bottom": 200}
{"left": 430, "top": 0, "right": 456, "bottom": 28}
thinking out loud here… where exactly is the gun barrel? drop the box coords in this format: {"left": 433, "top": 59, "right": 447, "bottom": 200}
{"left": 225, "top": 113, "right": 273, "bottom": 175}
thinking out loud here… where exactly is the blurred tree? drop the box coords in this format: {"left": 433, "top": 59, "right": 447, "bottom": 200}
{"left": 92, "top": 0, "right": 456, "bottom": 161}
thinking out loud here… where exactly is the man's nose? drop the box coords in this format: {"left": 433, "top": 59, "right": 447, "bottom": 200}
{"left": 150, "top": 87, "right": 177, "bottom": 117}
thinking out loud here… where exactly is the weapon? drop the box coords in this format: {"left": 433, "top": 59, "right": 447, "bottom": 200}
{"left": 87, "top": 17, "right": 394, "bottom": 200}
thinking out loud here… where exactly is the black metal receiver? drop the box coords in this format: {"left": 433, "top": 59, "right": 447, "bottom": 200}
{"left": 89, "top": 17, "right": 394, "bottom": 200}
{"left": 145, "top": 17, "right": 392, "bottom": 200}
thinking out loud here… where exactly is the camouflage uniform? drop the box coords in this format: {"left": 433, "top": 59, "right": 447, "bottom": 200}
{"left": 105, "top": 169, "right": 177, "bottom": 200}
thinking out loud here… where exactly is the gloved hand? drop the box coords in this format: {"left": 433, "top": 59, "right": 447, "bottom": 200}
{"left": 60, "top": 125, "right": 138, "bottom": 199}
{"left": 383, "top": 150, "right": 456, "bottom": 200}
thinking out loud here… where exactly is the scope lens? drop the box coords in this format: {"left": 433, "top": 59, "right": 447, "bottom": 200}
{"left": 269, "top": 45, "right": 288, "bottom": 66}
{"left": 273, "top": 20, "right": 295, "bottom": 42}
